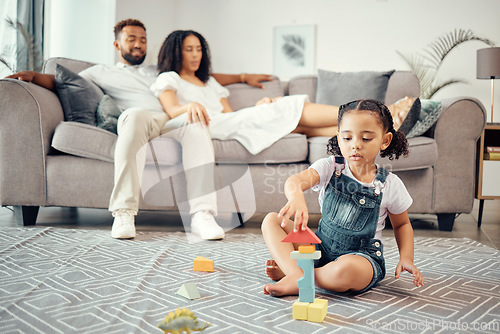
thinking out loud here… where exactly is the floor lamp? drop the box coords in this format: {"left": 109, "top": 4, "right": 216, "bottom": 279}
{"left": 477, "top": 47, "right": 500, "bottom": 123}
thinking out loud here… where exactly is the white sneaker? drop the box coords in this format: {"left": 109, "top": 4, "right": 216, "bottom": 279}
{"left": 191, "top": 211, "right": 225, "bottom": 240}
{"left": 111, "top": 210, "right": 136, "bottom": 239}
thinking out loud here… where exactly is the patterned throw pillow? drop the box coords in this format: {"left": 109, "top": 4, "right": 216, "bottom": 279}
{"left": 96, "top": 95, "right": 122, "bottom": 134}
{"left": 406, "top": 100, "right": 443, "bottom": 139}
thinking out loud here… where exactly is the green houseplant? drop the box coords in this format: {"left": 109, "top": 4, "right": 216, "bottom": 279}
{"left": 0, "top": 17, "right": 43, "bottom": 74}
{"left": 397, "top": 29, "right": 495, "bottom": 99}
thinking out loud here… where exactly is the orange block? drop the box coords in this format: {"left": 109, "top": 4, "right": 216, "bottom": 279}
{"left": 298, "top": 245, "right": 316, "bottom": 254}
{"left": 193, "top": 256, "right": 214, "bottom": 272}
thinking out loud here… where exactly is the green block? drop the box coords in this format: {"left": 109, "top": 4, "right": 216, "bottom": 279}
{"left": 176, "top": 282, "right": 201, "bottom": 300}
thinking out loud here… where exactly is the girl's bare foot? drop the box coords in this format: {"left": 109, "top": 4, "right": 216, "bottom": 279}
{"left": 263, "top": 272, "right": 301, "bottom": 297}
{"left": 265, "top": 260, "right": 285, "bottom": 281}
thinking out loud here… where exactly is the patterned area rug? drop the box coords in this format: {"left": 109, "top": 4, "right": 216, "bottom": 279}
{"left": 0, "top": 227, "right": 499, "bottom": 334}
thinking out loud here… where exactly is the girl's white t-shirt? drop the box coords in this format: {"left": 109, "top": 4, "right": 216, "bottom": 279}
{"left": 309, "top": 155, "right": 413, "bottom": 239}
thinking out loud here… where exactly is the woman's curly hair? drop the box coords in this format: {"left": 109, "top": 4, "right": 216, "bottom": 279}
{"left": 157, "top": 30, "right": 211, "bottom": 83}
{"left": 327, "top": 99, "right": 409, "bottom": 160}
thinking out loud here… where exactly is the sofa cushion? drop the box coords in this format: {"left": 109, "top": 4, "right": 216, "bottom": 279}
{"left": 55, "top": 64, "right": 103, "bottom": 126}
{"left": 52, "top": 122, "right": 308, "bottom": 165}
{"left": 226, "top": 76, "right": 284, "bottom": 111}
{"left": 315, "top": 69, "right": 395, "bottom": 106}
{"left": 308, "top": 136, "right": 437, "bottom": 172}
{"left": 214, "top": 134, "right": 308, "bottom": 164}
{"left": 52, "top": 122, "right": 117, "bottom": 163}
{"left": 287, "top": 71, "right": 420, "bottom": 105}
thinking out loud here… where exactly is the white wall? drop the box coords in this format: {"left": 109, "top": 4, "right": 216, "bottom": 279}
{"left": 46, "top": 0, "right": 500, "bottom": 121}
{"left": 44, "top": 0, "right": 116, "bottom": 64}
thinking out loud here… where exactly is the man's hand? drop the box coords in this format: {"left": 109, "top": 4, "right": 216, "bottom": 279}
{"left": 5, "top": 71, "right": 56, "bottom": 92}
{"left": 6, "top": 71, "right": 37, "bottom": 82}
{"left": 186, "top": 102, "right": 210, "bottom": 126}
{"left": 395, "top": 259, "right": 424, "bottom": 287}
{"left": 244, "top": 74, "right": 273, "bottom": 89}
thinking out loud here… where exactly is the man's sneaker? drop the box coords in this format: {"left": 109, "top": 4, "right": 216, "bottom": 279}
{"left": 191, "top": 211, "right": 225, "bottom": 240}
{"left": 111, "top": 210, "right": 136, "bottom": 239}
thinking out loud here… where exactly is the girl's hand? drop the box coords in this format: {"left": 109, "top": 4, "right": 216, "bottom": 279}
{"left": 186, "top": 102, "right": 210, "bottom": 126}
{"left": 395, "top": 259, "right": 424, "bottom": 287}
{"left": 278, "top": 198, "right": 309, "bottom": 232}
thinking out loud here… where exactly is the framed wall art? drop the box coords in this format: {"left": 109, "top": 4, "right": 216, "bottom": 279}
{"left": 273, "top": 24, "right": 316, "bottom": 80}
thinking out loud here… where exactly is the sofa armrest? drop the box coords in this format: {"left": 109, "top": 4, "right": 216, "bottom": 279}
{"left": 430, "top": 97, "right": 486, "bottom": 213}
{"left": 0, "top": 79, "right": 64, "bottom": 206}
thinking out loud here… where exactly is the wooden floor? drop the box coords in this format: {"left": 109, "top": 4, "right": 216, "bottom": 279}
{"left": 1, "top": 199, "right": 499, "bottom": 249}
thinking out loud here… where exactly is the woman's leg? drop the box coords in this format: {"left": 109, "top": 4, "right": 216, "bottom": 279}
{"left": 315, "top": 254, "right": 374, "bottom": 292}
{"left": 297, "top": 102, "right": 339, "bottom": 128}
{"left": 292, "top": 125, "right": 337, "bottom": 137}
{"left": 261, "top": 212, "right": 305, "bottom": 296}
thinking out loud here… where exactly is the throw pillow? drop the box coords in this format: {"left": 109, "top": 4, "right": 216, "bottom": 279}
{"left": 315, "top": 69, "right": 395, "bottom": 106}
{"left": 406, "top": 100, "right": 443, "bottom": 138}
{"left": 388, "top": 97, "right": 421, "bottom": 135}
{"left": 55, "top": 64, "right": 103, "bottom": 126}
{"left": 96, "top": 95, "right": 122, "bottom": 134}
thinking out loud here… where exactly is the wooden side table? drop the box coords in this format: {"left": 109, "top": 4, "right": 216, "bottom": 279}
{"left": 475, "top": 123, "right": 500, "bottom": 227}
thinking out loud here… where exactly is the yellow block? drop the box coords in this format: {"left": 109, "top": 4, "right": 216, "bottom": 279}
{"left": 193, "top": 256, "right": 214, "bottom": 272}
{"left": 298, "top": 245, "right": 316, "bottom": 254}
{"left": 307, "top": 298, "right": 328, "bottom": 323}
{"left": 292, "top": 300, "right": 309, "bottom": 320}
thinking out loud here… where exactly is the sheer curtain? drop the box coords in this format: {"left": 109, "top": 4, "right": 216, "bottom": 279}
{"left": 0, "top": 0, "right": 44, "bottom": 76}
{"left": 16, "top": 0, "right": 45, "bottom": 71}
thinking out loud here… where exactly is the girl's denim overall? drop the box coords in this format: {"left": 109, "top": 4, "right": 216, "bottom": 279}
{"left": 315, "top": 158, "right": 387, "bottom": 292}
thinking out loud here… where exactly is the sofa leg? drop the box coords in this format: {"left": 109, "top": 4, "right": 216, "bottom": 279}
{"left": 13, "top": 206, "right": 39, "bottom": 226}
{"left": 437, "top": 213, "right": 456, "bottom": 231}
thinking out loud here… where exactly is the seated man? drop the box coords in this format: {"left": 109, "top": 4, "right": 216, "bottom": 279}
{"left": 7, "top": 18, "right": 271, "bottom": 240}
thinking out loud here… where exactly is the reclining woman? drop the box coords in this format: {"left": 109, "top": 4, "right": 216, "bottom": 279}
{"left": 150, "top": 30, "right": 340, "bottom": 155}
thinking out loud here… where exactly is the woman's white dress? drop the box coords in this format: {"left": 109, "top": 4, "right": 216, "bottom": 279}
{"left": 150, "top": 71, "right": 308, "bottom": 155}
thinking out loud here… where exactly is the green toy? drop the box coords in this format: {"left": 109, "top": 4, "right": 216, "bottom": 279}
{"left": 158, "top": 308, "right": 210, "bottom": 334}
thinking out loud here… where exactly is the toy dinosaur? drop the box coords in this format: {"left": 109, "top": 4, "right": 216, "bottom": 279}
{"left": 158, "top": 307, "right": 210, "bottom": 334}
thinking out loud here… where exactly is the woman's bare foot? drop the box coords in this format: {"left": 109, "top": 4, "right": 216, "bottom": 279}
{"left": 263, "top": 272, "right": 301, "bottom": 297}
{"left": 265, "top": 260, "right": 285, "bottom": 281}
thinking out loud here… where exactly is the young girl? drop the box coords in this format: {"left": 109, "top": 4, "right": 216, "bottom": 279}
{"left": 262, "top": 99, "right": 424, "bottom": 297}
{"left": 150, "top": 30, "right": 340, "bottom": 155}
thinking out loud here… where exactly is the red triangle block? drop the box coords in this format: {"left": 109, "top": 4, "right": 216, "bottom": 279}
{"left": 281, "top": 226, "right": 322, "bottom": 244}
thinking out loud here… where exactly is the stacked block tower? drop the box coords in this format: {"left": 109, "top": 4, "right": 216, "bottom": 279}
{"left": 282, "top": 226, "right": 328, "bottom": 323}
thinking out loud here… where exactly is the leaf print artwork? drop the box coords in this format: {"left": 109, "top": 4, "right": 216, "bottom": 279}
{"left": 282, "top": 34, "right": 305, "bottom": 67}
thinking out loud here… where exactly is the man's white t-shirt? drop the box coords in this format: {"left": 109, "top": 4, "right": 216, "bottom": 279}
{"left": 79, "top": 62, "right": 165, "bottom": 114}
{"left": 309, "top": 156, "right": 413, "bottom": 239}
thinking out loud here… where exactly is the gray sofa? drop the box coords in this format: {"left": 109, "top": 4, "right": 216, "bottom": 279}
{"left": 0, "top": 57, "right": 487, "bottom": 231}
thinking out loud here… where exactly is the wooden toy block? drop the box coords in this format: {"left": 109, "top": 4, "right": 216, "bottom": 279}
{"left": 176, "top": 282, "right": 201, "bottom": 300}
{"left": 292, "top": 300, "right": 309, "bottom": 320}
{"left": 281, "top": 226, "right": 322, "bottom": 244}
{"left": 307, "top": 298, "right": 328, "bottom": 323}
{"left": 297, "top": 258, "right": 315, "bottom": 303}
{"left": 193, "top": 256, "right": 214, "bottom": 272}
{"left": 298, "top": 245, "right": 316, "bottom": 253}
{"left": 290, "top": 250, "right": 321, "bottom": 260}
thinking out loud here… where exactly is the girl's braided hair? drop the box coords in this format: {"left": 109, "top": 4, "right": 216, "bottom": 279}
{"left": 327, "top": 99, "right": 409, "bottom": 160}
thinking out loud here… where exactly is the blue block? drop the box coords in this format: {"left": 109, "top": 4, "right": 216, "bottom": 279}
{"left": 296, "top": 258, "right": 315, "bottom": 302}
{"left": 298, "top": 288, "right": 315, "bottom": 303}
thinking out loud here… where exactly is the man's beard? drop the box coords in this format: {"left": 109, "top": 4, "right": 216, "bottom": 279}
{"left": 122, "top": 50, "right": 146, "bottom": 65}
